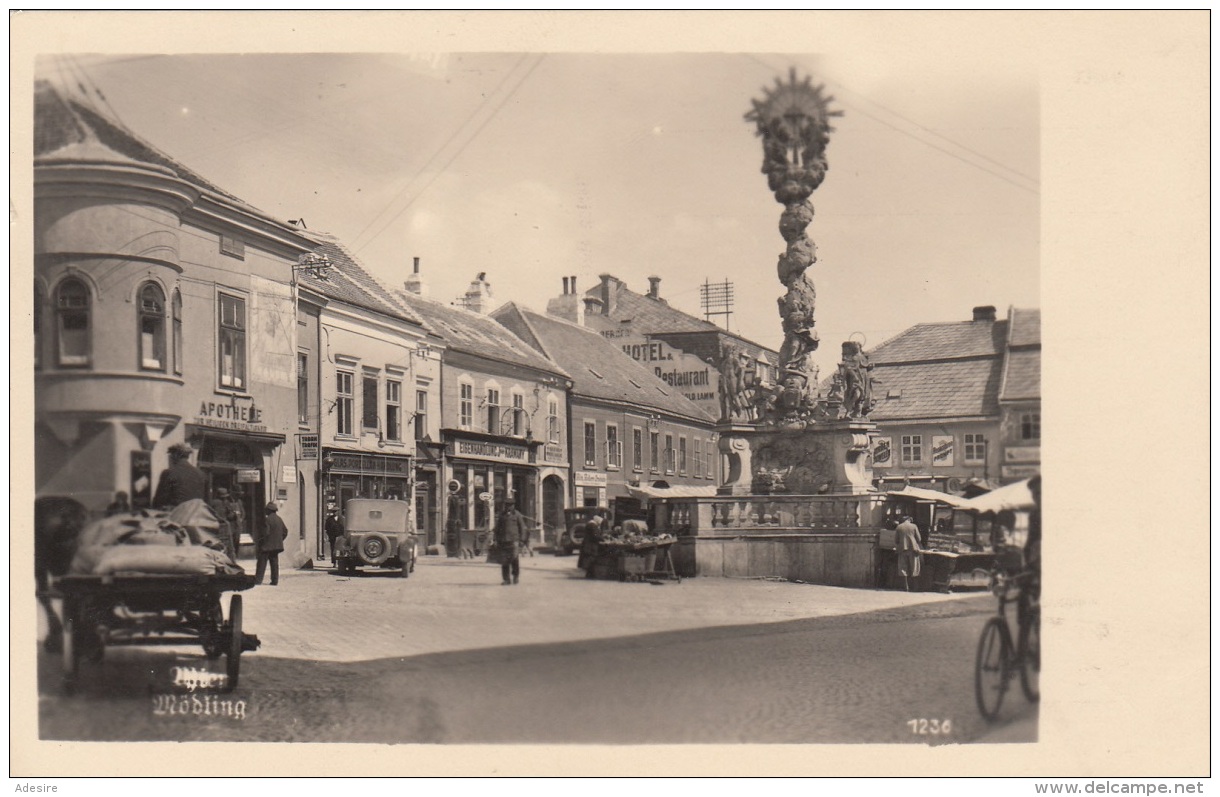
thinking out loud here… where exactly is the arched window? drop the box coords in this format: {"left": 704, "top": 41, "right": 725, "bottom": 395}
{"left": 138, "top": 282, "right": 167, "bottom": 371}
{"left": 34, "top": 283, "right": 44, "bottom": 369}
{"left": 55, "top": 277, "right": 91, "bottom": 367}
{"left": 172, "top": 289, "right": 183, "bottom": 376}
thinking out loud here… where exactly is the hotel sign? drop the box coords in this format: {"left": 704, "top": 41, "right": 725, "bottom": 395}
{"left": 452, "top": 438, "right": 529, "bottom": 463}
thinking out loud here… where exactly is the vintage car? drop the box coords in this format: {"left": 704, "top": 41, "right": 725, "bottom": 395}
{"left": 338, "top": 498, "right": 417, "bottom": 578}
{"left": 554, "top": 507, "right": 610, "bottom": 556}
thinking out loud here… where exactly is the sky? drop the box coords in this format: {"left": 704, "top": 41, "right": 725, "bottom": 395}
{"left": 35, "top": 49, "right": 1039, "bottom": 377}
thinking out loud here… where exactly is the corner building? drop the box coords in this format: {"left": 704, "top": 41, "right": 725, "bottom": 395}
{"left": 33, "top": 81, "right": 315, "bottom": 556}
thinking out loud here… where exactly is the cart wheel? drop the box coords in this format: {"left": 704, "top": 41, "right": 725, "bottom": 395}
{"left": 202, "top": 600, "right": 225, "bottom": 659}
{"left": 61, "top": 617, "right": 79, "bottom": 696}
{"left": 225, "top": 594, "right": 243, "bottom": 692}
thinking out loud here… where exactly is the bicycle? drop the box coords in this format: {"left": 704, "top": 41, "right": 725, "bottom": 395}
{"left": 974, "top": 564, "right": 1040, "bottom": 721}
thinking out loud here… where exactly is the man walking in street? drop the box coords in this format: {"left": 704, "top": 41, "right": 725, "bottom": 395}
{"left": 494, "top": 492, "right": 530, "bottom": 585}
{"left": 151, "top": 443, "right": 207, "bottom": 510}
{"left": 895, "top": 515, "right": 923, "bottom": 592}
{"left": 325, "top": 512, "right": 344, "bottom": 565}
{"left": 209, "top": 487, "right": 234, "bottom": 560}
{"left": 255, "top": 501, "right": 288, "bottom": 586}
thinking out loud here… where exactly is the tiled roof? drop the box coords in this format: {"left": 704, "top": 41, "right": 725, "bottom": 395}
{"left": 492, "top": 303, "right": 716, "bottom": 424}
{"left": 1008, "top": 307, "right": 1041, "bottom": 348}
{"left": 34, "top": 80, "right": 243, "bottom": 203}
{"left": 870, "top": 320, "right": 1008, "bottom": 364}
{"left": 870, "top": 358, "right": 1004, "bottom": 420}
{"left": 393, "top": 292, "right": 567, "bottom": 377}
{"left": 1000, "top": 349, "right": 1041, "bottom": 402}
{"left": 298, "top": 232, "right": 425, "bottom": 326}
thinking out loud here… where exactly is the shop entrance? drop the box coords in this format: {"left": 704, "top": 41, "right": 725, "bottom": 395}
{"left": 542, "top": 475, "right": 564, "bottom": 546}
{"left": 197, "top": 435, "right": 264, "bottom": 550}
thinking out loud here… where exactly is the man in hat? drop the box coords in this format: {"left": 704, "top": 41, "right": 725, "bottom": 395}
{"left": 895, "top": 515, "right": 923, "bottom": 592}
{"left": 493, "top": 491, "right": 530, "bottom": 585}
{"left": 152, "top": 443, "right": 207, "bottom": 510}
{"left": 209, "top": 487, "right": 235, "bottom": 560}
{"left": 255, "top": 502, "right": 289, "bottom": 586}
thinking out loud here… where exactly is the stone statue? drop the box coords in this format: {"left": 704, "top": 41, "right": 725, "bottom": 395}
{"left": 838, "top": 340, "right": 875, "bottom": 419}
{"left": 718, "top": 343, "right": 753, "bottom": 422}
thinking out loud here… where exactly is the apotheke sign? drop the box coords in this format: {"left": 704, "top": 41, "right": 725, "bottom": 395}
{"left": 194, "top": 397, "right": 266, "bottom": 433}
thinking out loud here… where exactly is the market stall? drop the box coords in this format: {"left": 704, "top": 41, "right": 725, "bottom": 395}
{"left": 585, "top": 525, "right": 680, "bottom": 583}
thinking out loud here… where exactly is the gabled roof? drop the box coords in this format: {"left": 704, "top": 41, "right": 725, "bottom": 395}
{"left": 297, "top": 232, "right": 426, "bottom": 327}
{"left": 392, "top": 291, "right": 567, "bottom": 378}
{"left": 35, "top": 79, "right": 242, "bottom": 204}
{"left": 492, "top": 303, "right": 716, "bottom": 424}
{"left": 865, "top": 307, "right": 1040, "bottom": 421}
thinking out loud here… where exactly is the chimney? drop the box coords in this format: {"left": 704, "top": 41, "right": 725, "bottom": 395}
{"left": 461, "top": 272, "right": 493, "bottom": 314}
{"left": 972, "top": 305, "right": 997, "bottom": 322}
{"left": 404, "top": 256, "right": 428, "bottom": 296}
{"left": 599, "top": 273, "right": 619, "bottom": 316}
{"left": 647, "top": 276, "right": 661, "bottom": 300}
{"left": 546, "top": 275, "right": 585, "bottom": 325}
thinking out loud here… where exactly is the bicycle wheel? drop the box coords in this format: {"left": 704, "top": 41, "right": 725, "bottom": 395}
{"left": 1020, "top": 604, "right": 1040, "bottom": 703}
{"left": 975, "top": 616, "right": 1012, "bottom": 722}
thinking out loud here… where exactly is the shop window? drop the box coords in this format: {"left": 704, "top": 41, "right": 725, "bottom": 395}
{"left": 632, "top": 428, "right": 643, "bottom": 473}
{"left": 56, "top": 277, "right": 91, "bottom": 367}
{"left": 679, "top": 437, "right": 687, "bottom": 475}
{"left": 650, "top": 431, "right": 660, "bottom": 474}
{"left": 172, "top": 289, "right": 183, "bottom": 376}
{"left": 486, "top": 388, "right": 500, "bottom": 434}
{"left": 138, "top": 282, "right": 166, "bottom": 371}
{"left": 1020, "top": 413, "right": 1041, "bottom": 441}
{"left": 34, "top": 283, "right": 43, "bottom": 369}
{"left": 606, "top": 424, "right": 621, "bottom": 469}
{"left": 386, "top": 380, "right": 402, "bottom": 442}
{"left": 459, "top": 382, "right": 473, "bottom": 428}
{"left": 362, "top": 375, "right": 379, "bottom": 431}
{"left": 336, "top": 370, "right": 354, "bottom": 436}
{"left": 217, "top": 293, "right": 246, "bottom": 389}
{"left": 964, "top": 433, "right": 987, "bottom": 464}
{"left": 901, "top": 434, "right": 923, "bottom": 464}
{"left": 584, "top": 422, "right": 597, "bottom": 467}
{"left": 414, "top": 389, "right": 428, "bottom": 441}
{"left": 297, "top": 353, "right": 309, "bottom": 426}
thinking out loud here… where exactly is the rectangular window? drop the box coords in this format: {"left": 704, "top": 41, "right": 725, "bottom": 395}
{"left": 218, "top": 294, "right": 246, "bottom": 389}
{"left": 693, "top": 439, "right": 702, "bottom": 478}
{"left": 650, "top": 431, "right": 660, "bottom": 474}
{"left": 386, "top": 380, "right": 402, "bottom": 442}
{"left": 511, "top": 394, "right": 524, "bottom": 436}
{"left": 665, "top": 434, "right": 675, "bottom": 474}
{"left": 414, "top": 390, "right": 428, "bottom": 441}
{"left": 547, "top": 398, "right": 561, "bottom": 444}
{"left": 606, "top": 424, "right": 621, "bottom": 469}
{"left": 1020, "top": 413, "right": 1041, "bottom": 441}
{"left": 584, "top": 422, "right": 597, "bottom": 467}
{"left": 297, "top": 353, "right": 309, "bottom": 426}
{"left": 633, "top": 428, "right": 643, "bottom": 473}
{"left": 172, "top": 291, "right": 182, "bottom": 376}
{"left": 336, "top": 371, "right": 354, "bottom": 436}
{"left": 486, "top": 388, "right": 500, "bottom": 434}
{"left": 362, "top": 375, "right": 379, "bottom": 431}
{"left": 901, "top": 434, "right": 923, "bottom": 464}
{"left": 964, "top": 433, "right": 987, "bottom": 464}
{"left": 460, "top": 383, "right": 473, "bottom": 428}
{"left": 679, "top": 437, "right": 687, "bottom": 475}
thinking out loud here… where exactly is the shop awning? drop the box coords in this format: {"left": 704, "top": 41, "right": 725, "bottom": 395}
{"left": 885, "top": 486, "right": 973, "bottom": 508}
{"left": 627, "top": 482, "right": 720, "bottom": 500}
{"left": 957, "top": 477, "right": 1039, "bottom": 515}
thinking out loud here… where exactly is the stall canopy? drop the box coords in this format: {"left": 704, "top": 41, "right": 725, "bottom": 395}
{"left": 627, "top": 482, "right": 720, "bottom": 500}
{"left": 958, "top": 476, "right": 1039, "bottom": 515}
{"left": 885, "top": 486, "right": 973, "bottom": 508}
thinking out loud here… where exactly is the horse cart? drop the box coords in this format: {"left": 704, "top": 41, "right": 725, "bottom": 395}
{"left": 52, "top": 571, "right": 256, "bottom": 696}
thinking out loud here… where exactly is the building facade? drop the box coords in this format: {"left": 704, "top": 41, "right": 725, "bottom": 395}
{"left": 865, "top": 305, "right": 1041, "bottom": 492}
{"left": 492, "top": 303, "right": 719, "bottom": 508}
{"left": 33, "top": 80, "right": 316, "bottom": 558}
{"left": 395, "top": 273, "right": 572, "bottom": 550}
{"left": 294, "top": 233, "right": 439, "bottom": 564}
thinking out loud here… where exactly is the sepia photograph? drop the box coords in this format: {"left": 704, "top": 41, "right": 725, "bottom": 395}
{"left": 10, "top": 9, "right": 1210, "bottom": 783}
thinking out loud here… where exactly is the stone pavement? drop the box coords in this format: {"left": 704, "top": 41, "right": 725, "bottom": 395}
{"left": 231, "top": 551, "right": 983, "bottom": 663}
